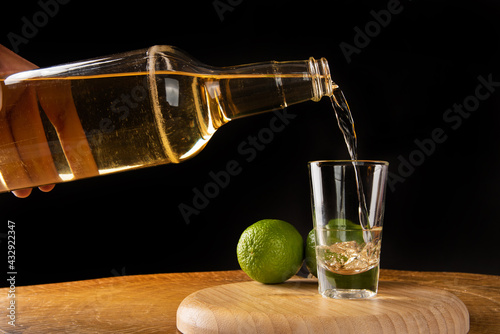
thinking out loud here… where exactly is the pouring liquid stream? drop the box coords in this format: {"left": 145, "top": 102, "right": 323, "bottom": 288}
{"left": 330, "top": 87, "right": 371, "bottom": 238}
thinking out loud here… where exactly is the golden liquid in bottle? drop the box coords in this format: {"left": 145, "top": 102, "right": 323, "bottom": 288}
{"left": 0, "top": 71, "right": 318, "bottom": 192}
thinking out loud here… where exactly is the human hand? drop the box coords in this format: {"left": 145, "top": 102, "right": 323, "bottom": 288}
{"left": 0, "top": 45, "right": 55, "bottom": 198}
{"left": 1, "top": 45, "right": 100, "bottom": 198}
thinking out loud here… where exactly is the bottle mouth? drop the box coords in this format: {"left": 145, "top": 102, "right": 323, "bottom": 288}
{"left": 308, "top": 57, "right": 334, "bottom": 101}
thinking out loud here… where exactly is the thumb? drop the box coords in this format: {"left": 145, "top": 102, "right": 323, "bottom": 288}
{"left": 0, "top": 44, "right": 38, "bottom": 78}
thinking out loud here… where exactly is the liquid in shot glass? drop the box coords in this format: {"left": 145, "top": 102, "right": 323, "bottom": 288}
{"left": 309, "top": 160, "right": 389, "bottom": 299}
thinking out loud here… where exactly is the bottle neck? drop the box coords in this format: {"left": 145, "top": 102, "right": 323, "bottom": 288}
{"left": 214, "top": 58, "right": 334, "bottom": 120}
{"left": 307, "top": 57, "right": 334, "bottom": 102}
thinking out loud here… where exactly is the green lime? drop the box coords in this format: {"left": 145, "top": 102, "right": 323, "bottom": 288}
{"left": 237, "top": 219, "right": 304, "bottom": 284}
{"left": 305, "top": 229, "right": 317, "bottom": 277}
{"left": 327, "top": 218, "right": 364, "bottom": 245}
{"left": 328, "top": 218, "right": 361, "bottom": 230}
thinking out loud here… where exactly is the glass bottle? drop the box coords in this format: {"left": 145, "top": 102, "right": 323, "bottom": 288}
{"left": 0, "top": 45, "right": 334, "bottom": 193}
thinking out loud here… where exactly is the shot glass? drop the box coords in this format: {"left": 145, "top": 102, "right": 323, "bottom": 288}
{"left": 308, "top": 160, "right": 389, "bottom": 299}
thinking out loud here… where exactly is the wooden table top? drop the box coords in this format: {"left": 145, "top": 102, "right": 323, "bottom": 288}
{"left": 0, "top": 269, "right": 498, "bottom": 333}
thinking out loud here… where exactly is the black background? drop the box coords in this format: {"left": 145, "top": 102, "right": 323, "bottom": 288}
{"left": 1, "top": 0, "right": 500, "bottom": 286}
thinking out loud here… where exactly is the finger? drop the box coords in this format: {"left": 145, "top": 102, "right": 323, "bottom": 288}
{"left": 11, "top": 188, "right": 33, "bottom": 198}
{"left": 9, "top": 85, "right": 61, "bottom": 186}
{"left": 0, "top": 44, "right": 38, "bottom": 77}
{"left": 39, "top": 184, "right": 55, "bottom": 192}
{"left": 37, "top": 81, "right": 99, "bottom": 179}
{"left": 0, "top": 45, "right": 42, "bottom": 194}
{"left": 0, "top": 101, "right": 32, "bottom": 191}
{"left": 0, "top": 85, "right": 61, "bottom": 192}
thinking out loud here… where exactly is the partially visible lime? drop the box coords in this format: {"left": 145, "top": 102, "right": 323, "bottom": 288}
{"left": 237, "top": 219, "right": 304, "bottom": 284}
{"left": 328, "top": 218, "right": 361, "bottom": 230}
{"left": 305, "top": 229, "right": 317, "bottom": 277}
{"left": 327, "top": 218, "right": 364, "bottom": 245}
{"left": 306, "top": 218, "right": 364, "bottom": 277}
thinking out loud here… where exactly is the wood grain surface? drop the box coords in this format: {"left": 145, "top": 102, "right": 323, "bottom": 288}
{"left": 177, "top": 279, "right": 469, "bottom": 333}
{"left": 0, "top": 270, "right": 498, "bottom": 333}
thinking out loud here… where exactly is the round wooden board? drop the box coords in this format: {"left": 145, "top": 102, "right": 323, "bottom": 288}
{"left": 177, "top": 279, "right": 469, "bottom": 333}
